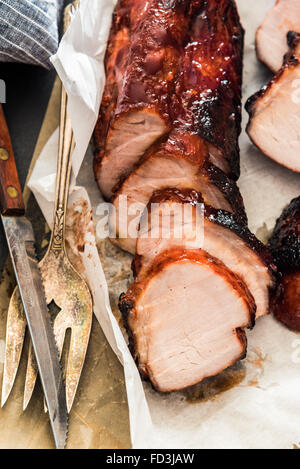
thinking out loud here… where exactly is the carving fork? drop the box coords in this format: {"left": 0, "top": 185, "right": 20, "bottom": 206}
{"left": 1, "top": 84, "right": 93, "bottom": 413}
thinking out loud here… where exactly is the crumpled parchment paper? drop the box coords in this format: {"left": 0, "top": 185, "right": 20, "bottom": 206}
{"left": 0, "top": 78, "right": 131, "bottom": 450}
{"left": 18, "top": 0, "right": 300, "bottom": 449}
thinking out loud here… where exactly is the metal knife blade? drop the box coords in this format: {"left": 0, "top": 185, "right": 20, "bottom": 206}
{"left": 1, "top": 215, "right": 68, "bottom": 449}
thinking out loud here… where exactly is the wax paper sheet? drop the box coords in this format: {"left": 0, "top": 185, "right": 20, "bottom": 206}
{"left": 26, "top": 0, "right": 300, "bottom": 449}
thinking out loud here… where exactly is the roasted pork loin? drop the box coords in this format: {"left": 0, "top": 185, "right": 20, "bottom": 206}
{"left": 120, "top": 249, "right": 256, "bottom": 392}
{"left": 256, "top": 0, "right": 300, "bottom": 73}
{"left": 94, "top": 0, "right": 244, "bottom": 201}
{"left": 94, "top": 0, "right": 274, "bottom": 392}
{"left": 246, "top": 32, "right": 300, "bottom": 173}
{"left": 269, "top": 197, "right": 300, "bottom": 331}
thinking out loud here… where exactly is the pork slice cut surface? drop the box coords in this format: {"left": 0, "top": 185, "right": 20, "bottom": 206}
{"left": 256, "top": 0, "right": 300, "bottom": 73}
{"left": 246, "top": 38, "right": 300, "bottom": 173}
{"left": 119, "top": 249, "right": 255, "bottom": 392}
{"left": 135, "top": 189, "right": 274, "bottom": 318}
{"left": 96, "top": 109, "right": 168, "bottom": 199}
{"left": 94, "top": 2, "right": 132, "bottom": 199}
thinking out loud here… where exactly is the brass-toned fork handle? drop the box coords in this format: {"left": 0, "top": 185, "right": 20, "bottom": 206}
{"left": 49, "top": 87, "right": 75, "bottom": 257}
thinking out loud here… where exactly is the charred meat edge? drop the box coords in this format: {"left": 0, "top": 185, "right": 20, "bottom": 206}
{"left": 269, "top": 196, "right": 300, "bottom": 331}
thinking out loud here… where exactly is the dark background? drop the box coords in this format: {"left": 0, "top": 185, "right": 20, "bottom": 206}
{"left": 0, "top": 0, "right": 73, "bottom": 273}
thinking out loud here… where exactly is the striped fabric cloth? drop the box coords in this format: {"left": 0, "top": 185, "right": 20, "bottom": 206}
{"left": 0, "top": 0, "right": 63, "bottom": 69}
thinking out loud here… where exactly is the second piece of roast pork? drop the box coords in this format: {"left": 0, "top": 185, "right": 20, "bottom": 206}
{"left": 269, "top": 196, "right": 300, "bottom": 331}
{"left": 134, "top": 189, "right": 275, "bottom": 319}
{"left": 246, "top": 32, "right": 300, "bottom": 173}
{"left": 256, "top": 0, "right": 300, "bottom": 73}
{"left": 120, "top": 249, "right": 256, "bottom": 393}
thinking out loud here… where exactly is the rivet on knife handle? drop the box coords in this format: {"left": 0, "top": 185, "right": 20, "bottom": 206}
{"left": 0, "top": 105, "right": 25, "bottom": 216}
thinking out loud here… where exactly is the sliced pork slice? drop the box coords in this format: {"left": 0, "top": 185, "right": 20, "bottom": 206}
{"left": 96, "top": 110, "right": 168, "bottom": 200}
{"left": 207, "top": 144, "right": 232, "bottom": 176}
{"left": 94, "top": 0, "right": 193, "bottom": 200}
{"left": 119, "top": 249, "right": 256, "bottom": 392}
{"left": 135, "top": 188, "right": 274, "bottom": 318}
{"left": 246, "top": 34, "right": 300, "bottom": 173}
{"left": 94, "top": 1, "right": 131, "bottom": 182}
{"left": 110, "top": 133, "right": 247, "bottom": 254}
{"left": 269, "top": 196, "right": 300, "bottom": 331}
{"left": 256, "top": 0, "right": 300, "bottom": 73}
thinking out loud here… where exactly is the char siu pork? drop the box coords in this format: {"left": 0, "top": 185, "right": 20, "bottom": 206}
{"left": 256, "top": 0, "right": 300, "bottom": 73}
{"left": 94, "top": 0, "right": 190, "bottom": 199}
{"left": 94, "top": 0, "right": 274, "bottom": 393}
{"left": 269, "top": 197, "right": 300, "bottom": 331}
{"left": 246, "top": 32, "right": 300, "bottom": 173}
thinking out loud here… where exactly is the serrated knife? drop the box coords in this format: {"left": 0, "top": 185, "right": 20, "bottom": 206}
{"left": 0, "top": 105, "right": 68, "bottom": 449}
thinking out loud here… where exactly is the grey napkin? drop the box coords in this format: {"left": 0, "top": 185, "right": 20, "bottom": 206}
{"left": 0, "top": 0, "right": 64, "bottom": 69}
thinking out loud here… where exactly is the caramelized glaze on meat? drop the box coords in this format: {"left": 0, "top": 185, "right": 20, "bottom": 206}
{"left": 175, "top": 0, "right": 244, "bottom": 178}
{"left": 269, "top": 197, "right": 300, "bottom": 331}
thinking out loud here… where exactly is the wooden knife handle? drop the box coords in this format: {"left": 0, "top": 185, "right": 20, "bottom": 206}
{"left": 0, "top": 105, "right": 25, "bottom": 216}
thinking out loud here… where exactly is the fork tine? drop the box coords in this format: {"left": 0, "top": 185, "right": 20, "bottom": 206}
{"left": 23, "top": 341, "right": 38, "bottom": 411}
{"left": 1, "top": 287, "right": 26, "bottom": 407}
{"left": 53, "top": 314, "right": 66, "bottom": 361}
{"left": 51, "top": 289, "right": 92, "bottom": 413}
{"left": 65, "top": 320, "right": 92, "bottom": 413}
{"left": 41, "top": 314, "right": 67, "bottom": 415}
